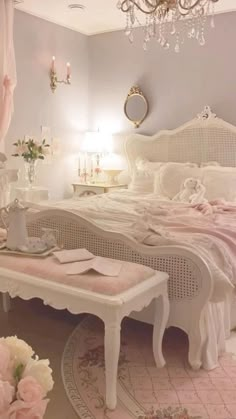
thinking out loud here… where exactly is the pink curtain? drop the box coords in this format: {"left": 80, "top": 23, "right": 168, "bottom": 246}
{"left": 0, "top": 0, "right": 16, "bottom": 144}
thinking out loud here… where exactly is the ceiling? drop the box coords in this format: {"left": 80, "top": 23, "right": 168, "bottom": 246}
{"left": 15, "top": 0, "right": 236, "bottom": 36}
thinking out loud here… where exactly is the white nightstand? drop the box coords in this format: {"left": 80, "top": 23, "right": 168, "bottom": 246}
{"left": 13, "top": 187, "right": 49, "bottom": 203}
{"left": 72, "top": 183, "right": 127, "bottom": 198}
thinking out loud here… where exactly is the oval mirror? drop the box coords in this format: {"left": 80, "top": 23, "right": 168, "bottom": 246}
{"left": 124, "top": 86, "right": 148, "bottom": 128}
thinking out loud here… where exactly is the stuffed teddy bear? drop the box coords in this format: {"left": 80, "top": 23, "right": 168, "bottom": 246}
{"left": 173, "top": 177, "right": 207, "bottom": 204}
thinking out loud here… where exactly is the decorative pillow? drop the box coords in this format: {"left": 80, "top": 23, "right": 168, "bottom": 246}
{"left": 128, "top": 170, "right": 154, "bottom": 193}
{"left": 129, "top": 158, "right": 163, "bottom": 193}
{"left": 154, "top": 162, "right": 200, "bottom": 199}
{"left": 202, "top": 166, "right": 236, "bottom": 201}
{"left": 135, "top": 157, "right": 163, "bottom": 172}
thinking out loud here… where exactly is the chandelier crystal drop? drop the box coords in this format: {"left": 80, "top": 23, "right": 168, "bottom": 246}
{"left": 117, "top": 0, "right": 219, "bottom": 51}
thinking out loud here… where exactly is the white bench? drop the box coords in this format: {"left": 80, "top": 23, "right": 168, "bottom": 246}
{"left": 0, "top": 254, "right": 169, "bottom": 410}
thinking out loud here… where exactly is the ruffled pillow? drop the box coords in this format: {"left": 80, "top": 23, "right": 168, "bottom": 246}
{"left": 202, "top": 166, "right": 236, "bottom": 201}
{"left": 154, "top": 162, "right": 200, "bottom": 199}
{"left": 129, "top": 158, "right": 163, "bottom": 193}
{"left": 128, "top": 169, "right": 154, "bottom": 193}
{"left": 135, "top": 157, "right": 163, "bottom": 172}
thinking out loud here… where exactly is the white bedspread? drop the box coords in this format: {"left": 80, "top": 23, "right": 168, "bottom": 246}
{"left": 34, "top": 190, "right": 236, "bottom": 303}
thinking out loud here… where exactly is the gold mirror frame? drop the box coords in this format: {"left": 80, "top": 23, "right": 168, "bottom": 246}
{"left": 124, "top": 86, "right": 149, "bottom": 128}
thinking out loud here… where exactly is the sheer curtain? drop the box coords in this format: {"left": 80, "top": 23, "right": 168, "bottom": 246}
{"left": 0, "top": 0, "right": 16, "bottom": 145}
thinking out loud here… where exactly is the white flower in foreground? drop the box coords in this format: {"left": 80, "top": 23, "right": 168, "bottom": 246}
{"left": 0, "top": 337, "right": 34, "bottom": 367}
{"left": 23, "top": 358, "right": 54, "bottom": 396}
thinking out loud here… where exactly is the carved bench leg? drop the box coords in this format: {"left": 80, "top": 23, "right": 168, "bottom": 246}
{"left": 104, "top": 320, "right": 121, "bottom": 410}
{"left": 153, "top": 291, "right": 170, "bottom": 368}
{"left": 2, "top": 293, "right": 11, "bottom": 313}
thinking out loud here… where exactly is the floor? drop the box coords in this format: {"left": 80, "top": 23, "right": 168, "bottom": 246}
{"left": 1, "top": 297, "right": 236, "bottom": 419}
{"left": 0, "top": 297, "right": 80, "bottom": 419}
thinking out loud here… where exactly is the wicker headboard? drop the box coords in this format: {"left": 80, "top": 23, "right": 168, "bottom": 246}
{"left": 125, "top": 106, "right": 236, "bottom": 172}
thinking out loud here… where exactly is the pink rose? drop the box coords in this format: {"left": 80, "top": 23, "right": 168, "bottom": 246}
{"left": 0, "top": 380, "right": 15, "bottom": 413}
{"left": 0, "top": 343, "right": 11, "bottom": 378}
{"left": 5, "top": 399, "right": 49, "bottom": 419}
{"left": 17, "top": 377, "right": 44, "bottom": 403}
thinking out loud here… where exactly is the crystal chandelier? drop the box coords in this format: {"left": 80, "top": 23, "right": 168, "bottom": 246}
{"left": 117, "top": 0, "right": 219, "bottom": 52}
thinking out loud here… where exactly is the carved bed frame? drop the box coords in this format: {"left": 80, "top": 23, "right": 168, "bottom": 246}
{"left": 4, "top": 106, "right": 236, "bottom": 370}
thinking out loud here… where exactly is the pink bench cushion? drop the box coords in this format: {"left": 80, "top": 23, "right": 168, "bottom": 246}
{"left": 0, "top": 254, "right": 155, "bottom": 296}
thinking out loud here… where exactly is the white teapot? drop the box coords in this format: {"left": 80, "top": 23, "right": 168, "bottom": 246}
{"left": 0, "top": 199, "right": 29, "bottom": 251}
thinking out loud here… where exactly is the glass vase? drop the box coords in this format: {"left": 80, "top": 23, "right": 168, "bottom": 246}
{"left": 24, "top": 160, "right": 37, "bottom": 188}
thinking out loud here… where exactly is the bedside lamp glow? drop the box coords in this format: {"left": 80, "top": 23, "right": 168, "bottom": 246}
{"left": 80, "top": 132, "right": 113, "bottom": 183}
{"left": 102, "top": 153, "right": 125, "bottom": 184}
{"left": 81, "top": 132, "right": 113, "bottom": 154}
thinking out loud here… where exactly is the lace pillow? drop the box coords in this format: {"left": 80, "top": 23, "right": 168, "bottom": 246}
{"left": 135, "top": 157, "right": 163, "bottom": 172}
{"left": 129, "top": 158, "right": 164, "bottom": 193}
{"left": 154, "top": 162, "right": 200, "bottom": 199}
{"left": 129, "top": 169, "right": 154, "bottom": 193}
{"left": 202, "top": 166, "right": 236, "bottom": 201}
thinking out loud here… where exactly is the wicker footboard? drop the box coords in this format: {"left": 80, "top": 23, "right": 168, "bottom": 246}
{"left": 1, "top": 208, "right": 211, "bottom": 369}
{"left": 27, "top": 209, "right": 212, "bottom": 316}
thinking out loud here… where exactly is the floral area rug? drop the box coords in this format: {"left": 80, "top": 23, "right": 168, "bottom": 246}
{"left": 62, "top": 315, "right": 236, "bottom": 419}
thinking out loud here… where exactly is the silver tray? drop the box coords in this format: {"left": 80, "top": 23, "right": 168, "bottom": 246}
{"left": 0, "top": 245, "right": 59, "bottom": 258}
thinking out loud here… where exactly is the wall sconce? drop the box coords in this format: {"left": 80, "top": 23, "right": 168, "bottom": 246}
{"left": 50, "top": 56, "right": 71, "bottom": 93}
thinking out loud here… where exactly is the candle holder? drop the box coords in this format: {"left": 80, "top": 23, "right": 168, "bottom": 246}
{"left": 50, "top": 57, "right": 71, "bottom": 93}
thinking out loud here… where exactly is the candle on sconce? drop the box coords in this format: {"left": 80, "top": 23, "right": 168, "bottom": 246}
{"left": 91, "top": 157, "right": 93, "bottom": 177}
{"left": 78, "top": 155, "right": 81, "bottom": 177}
{"left": 83, "top": 153, "right": 87, "bottom": 183}
{"left": 67, "top": 62, "right": 71, "bottom": 78}
{"left": 51, "top": 56, "right": 56, "bottom": 72}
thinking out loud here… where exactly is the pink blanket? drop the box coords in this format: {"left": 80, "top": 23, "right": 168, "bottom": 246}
{"left": 30, "top": 191, "right": 236, "bottom": 304}
{"left": 134, "top": 201, "right": 236, "bottom": 302}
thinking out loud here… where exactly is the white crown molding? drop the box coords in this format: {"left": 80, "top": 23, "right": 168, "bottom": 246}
{"left": 15, "top": 5, "right": 236, "bottom": 36}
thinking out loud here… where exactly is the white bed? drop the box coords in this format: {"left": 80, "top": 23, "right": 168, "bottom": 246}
{"left": 9, "top": 106, "right": 236, "bottom": 371}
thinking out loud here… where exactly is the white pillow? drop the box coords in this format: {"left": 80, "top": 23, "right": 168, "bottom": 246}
{"left": 135, "top": 157, "right": 163, "bottom": 172}
{"left": 129, "top": 170, "right": 154, "bottom": 193}
{"left": 154, "top": 162, "right": 200, "bottom": 199}
{"left": 129, "top": 158, "right": 163, "bottom": 193}
{"left": 202, "top": 166, "right": 236, "bottom": 201}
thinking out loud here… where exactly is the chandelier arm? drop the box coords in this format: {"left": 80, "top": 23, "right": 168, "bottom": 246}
{"left": 179, "top": 0, "right": 218, "bottom": 12}
{"left": 120, "top": 0, "right": 160, "bottom": 14}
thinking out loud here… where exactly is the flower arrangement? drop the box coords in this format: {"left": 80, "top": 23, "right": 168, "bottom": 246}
{"left": 0, "top": 336, "right": 54, "bottom": 419}
{"left": 12, "top": 139, "right": 50, "bottom": 162}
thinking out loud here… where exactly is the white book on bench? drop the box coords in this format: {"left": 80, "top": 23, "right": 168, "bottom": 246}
{"left": 66, "top": 257, "right": 122, "bottom": 277}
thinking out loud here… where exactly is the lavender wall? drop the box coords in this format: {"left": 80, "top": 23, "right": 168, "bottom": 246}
{"left": 7, "top": 10, "right": 89, "bottom": 198}
{"left": 6, "top": 11, "right": 236, "bottom": 197}
{"left": 88, "top": 12, "right": 236, "bottom": 137}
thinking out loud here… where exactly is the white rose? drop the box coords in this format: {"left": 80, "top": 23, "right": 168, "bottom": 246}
{"left": 23, "top": 358, "right": 54, "bottom": 396}
{"left": 0, "top": 337, "right": 34, "bottom": 367}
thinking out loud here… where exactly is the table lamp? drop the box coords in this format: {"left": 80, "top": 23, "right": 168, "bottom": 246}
{"left": 81, "top": 132, "right": 112, "bottom": 183}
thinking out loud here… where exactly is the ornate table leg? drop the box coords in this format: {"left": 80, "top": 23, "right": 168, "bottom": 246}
{"left": 2, "top": 293, "right": 11, "bottom": 313}
{"left": 188, "top": 315, "right": 205, "bottom": 370}
{"left": 153, "top": 289, "right": 170, "bottom": 368}
{"left": 104, "top": 320, "right": 121, "bottom": 410}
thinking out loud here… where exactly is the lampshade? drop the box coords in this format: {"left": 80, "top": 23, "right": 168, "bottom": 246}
{"left": 101, "top": 153, "right": 125, "bottom": 170}
{"left": 81, "top": 131, "right": 113, "bottom": 153}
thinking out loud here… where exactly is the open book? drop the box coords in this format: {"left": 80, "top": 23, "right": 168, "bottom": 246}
{"left": 66, "top": 257, "right": 122, "bottom": 277}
